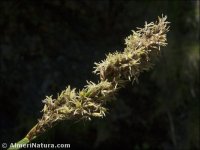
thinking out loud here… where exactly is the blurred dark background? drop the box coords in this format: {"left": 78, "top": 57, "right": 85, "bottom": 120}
{"left": 0, "top": 1, "right": 199, "bottom": 150}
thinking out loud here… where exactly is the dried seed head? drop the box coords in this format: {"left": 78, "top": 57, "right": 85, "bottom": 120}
{"left": 26, "top": 15, "right": 170, "bottom": 141}
{"left": 94, "top": 15, "right": 169, "bottom": 82}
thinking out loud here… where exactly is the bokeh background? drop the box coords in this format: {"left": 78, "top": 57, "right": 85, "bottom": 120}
{"left": 0, "top": 1, "right": 199, "bottom": 150}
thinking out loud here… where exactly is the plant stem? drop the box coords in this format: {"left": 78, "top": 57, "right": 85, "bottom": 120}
{"left": 7, "top": 137, "right": 30, "bottom": 150}
{"left": 7, "top": 125, "right": 38, "bottom": 150}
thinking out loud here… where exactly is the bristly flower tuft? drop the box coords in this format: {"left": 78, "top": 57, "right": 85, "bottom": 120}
{"left": 25, "top": 15, "right": 170, "bottom": 141}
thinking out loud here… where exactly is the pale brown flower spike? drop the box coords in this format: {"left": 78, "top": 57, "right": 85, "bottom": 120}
{"left": 9, "top": 15, "right": 170, "bottom": 149}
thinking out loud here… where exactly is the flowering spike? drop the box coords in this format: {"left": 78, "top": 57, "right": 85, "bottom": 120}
{"left": 21, "top": 15, "right": 169, "bottom": 142}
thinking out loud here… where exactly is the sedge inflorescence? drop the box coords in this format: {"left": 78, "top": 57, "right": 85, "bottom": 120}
{"left": 26, "top": 15, "right": 170, "bottom": 141}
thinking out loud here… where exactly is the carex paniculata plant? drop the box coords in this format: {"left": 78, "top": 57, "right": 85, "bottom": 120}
{"left": 9, "top": 15, "right": 170, "bottom": 150}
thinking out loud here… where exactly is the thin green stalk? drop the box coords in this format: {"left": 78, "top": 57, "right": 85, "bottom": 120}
{"left": 8, "top": 138, "right": 29, "bottom": 150}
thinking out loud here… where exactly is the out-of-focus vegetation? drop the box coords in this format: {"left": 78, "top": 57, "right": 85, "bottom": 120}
{"left": 0, "top": 1, "right": 199, "bottom": 150}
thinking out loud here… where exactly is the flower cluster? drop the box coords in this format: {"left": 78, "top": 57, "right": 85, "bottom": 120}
{"left": 94, "top": 16, "right": 169, "bottom": 83}
{"left": 26, "top": 15, "right": 170, "bottom": 141}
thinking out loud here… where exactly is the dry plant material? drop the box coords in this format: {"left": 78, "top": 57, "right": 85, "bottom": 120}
{"left": 9, "top": 15, "right": 170, "bottom": 149}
